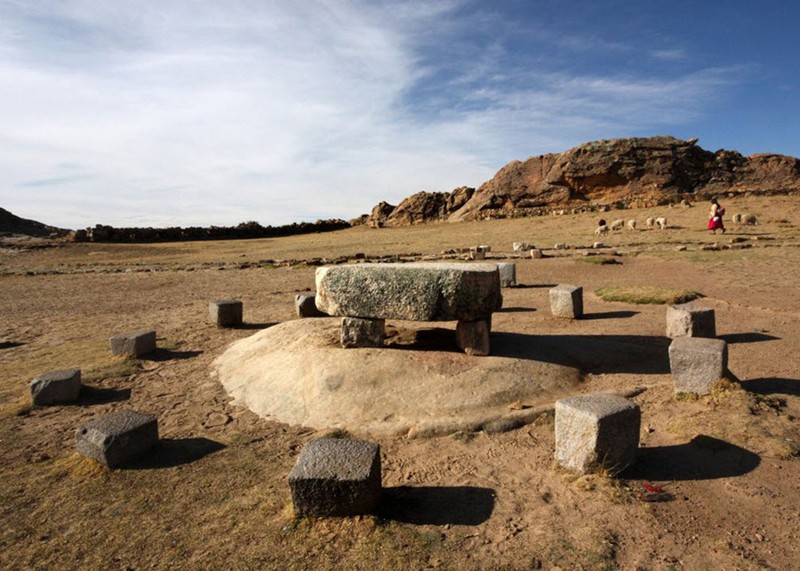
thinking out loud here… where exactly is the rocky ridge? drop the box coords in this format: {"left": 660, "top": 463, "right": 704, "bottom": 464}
{"left": 364, "top": 136, "right": 800, "bottom": 226}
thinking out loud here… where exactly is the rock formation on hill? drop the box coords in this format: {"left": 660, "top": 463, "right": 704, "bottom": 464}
{"left": 0, "top": 207, "right": 69, "bottom": 237}
{"left": 365, "top": 136, "right": 800, "bottom": 226}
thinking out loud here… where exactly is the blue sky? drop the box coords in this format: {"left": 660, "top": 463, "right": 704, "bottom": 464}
{"left": 1, "top": 0, "right": 798, "bottom": 229}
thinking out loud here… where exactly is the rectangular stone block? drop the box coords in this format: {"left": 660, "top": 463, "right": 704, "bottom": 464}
{"left": 30, "top": 368, "right": 82, "bottom": 406}
{"left": 209, "top": 299, "right": 243, "bottom": 327}
{"left": 289, "top": 438, "right": 381, "bottom": 517}
{"left": 341, "top": 317, "right": 385, "bottom": 348}
{"left": 110, "top": 330, "right": 156, "bottom": 357}
{"left": 512, "top": 242, "right": 531, "bottom": 252}
{"left": 469, "top": 247, "right": 486, "bottom": 260}
{"left": 555, "top": 393, "right": 640, "bottom": 475}
{"left": 295, "top": 293, "right": 326, "bottom": 318}
{"left": 316, "top": 263, "right": 502, "bottom": 322}
{"left": 530, "top": 249, "right": 543, "bottom": 259}
{"left": 496, "top": 262, "right": 517, "bottom": 287}
{"left": 669, "top": 337, "right": 728, "bottom": 395}
{"left": 76, "top": 409, "right": 159, "bottom": 468}
{"left": 666, "top": 304, "right": 716, "bottom": 338}
{"left": 549, "top": 285, "right": 583, "bottom": 318}
{"left": 456, "top": 319, "right": 490, "bottom": 356}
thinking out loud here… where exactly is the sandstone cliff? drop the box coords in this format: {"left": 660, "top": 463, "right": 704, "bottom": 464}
{"left": 365, "top": 136, "right": 800, "bottom": 226}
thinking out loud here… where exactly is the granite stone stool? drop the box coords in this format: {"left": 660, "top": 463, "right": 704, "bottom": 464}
{"left": 456, "top": 319, "right": 490, "bottom": 356}
{"left": 530, "top": 249, "right": 543, "bottom": 259}
{"left": 295, "top": 294, "right": 326, "bottom": 318}
{"left": 469, "top": 247, "right": 486, "bottom": 260}
{"left": 666, "top": 304, "right": 716, "bottom": 338}
{"left": 555, "top": 393, "right": 641, "bottom": 475}
{"left": 513, "top": 242, "right": 531, "bottom": 252}
{"left": 341, "top": 317, "right": 385, "bottom": 348}
{"left": 496, "top": 262, "right": 517, "bottom": 287}
{"left": 549, "top": 285, "right": 583, "bottom": 318}
{"left": 76, "top": 409, "right": 159, "bottom": 468}
{"left": 110, "top": 330, "right": 156, "bottom": 357}
{"left": 668, "top": 337, "right": 728, "bottom": 395}
{"left": 209, "top": 299, "right": 243, "bottom": 327}
{"left": 288, "top": 437, "right": 382, "bottom": 517}
{"left": 30, "top": 368, "right": 82, "bottom": 406}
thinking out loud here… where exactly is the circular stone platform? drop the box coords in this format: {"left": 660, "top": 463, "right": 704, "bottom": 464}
{"left": 212, "top": 318, "right": 583, "bottom": 438}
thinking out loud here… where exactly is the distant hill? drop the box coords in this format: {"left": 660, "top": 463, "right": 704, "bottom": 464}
{"left": 364, "top": 136, "right": 800, "bottom": 226}
{"left": 0, "top": 208, "right": 70, "bottom": 237}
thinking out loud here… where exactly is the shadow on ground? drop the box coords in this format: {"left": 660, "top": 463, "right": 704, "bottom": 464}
{"left": 380, "top": 486, "right": 495, "bottom": 525}
{"left": 622, "top": 435, "right": 760, "bottom": 481}
{"left": 0, "top": 341, "right": 24, "bottom": 349}
{"left": 79, "top": 385, "right": 131, "bottom": 405}
{"left": 124, "top": 438, "right": 226, "bottom": 470}
{"left": 513, "top": 283, "right": 557, "bottom": 289}
{"left": 144, "top": 348, "right": 203, "bottom": 362}
{"left": 581, "top": 310, "right": 639, "bottom": 320}
{"left": 741, "top": 377, "right": 800, "bottom": 397}
{"left": 497, "top": 306, "right": 537, "bottom": 313}
{"left": 386, "top": 328, "right": 670, "bottom": 374}
{"left": 719, "top": 332, "right": 781, "bottom": 344}
{"left": 232, "top": 322, "right": 278, "bottom": 331}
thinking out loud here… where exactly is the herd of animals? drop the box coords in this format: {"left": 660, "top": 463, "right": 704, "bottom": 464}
{"left": 594, "top": 212, "right": 758, "bottom": 236}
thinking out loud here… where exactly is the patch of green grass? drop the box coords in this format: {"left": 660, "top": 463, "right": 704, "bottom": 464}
{"left": 577, "top": 256, "right": 620, "bottom": 265}
{"left": 595, "top": 285, "right": 703, "bottom": 305}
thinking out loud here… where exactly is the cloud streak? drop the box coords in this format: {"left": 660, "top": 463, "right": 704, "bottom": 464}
{"left": 0, "top": 0, "right": 749, "bottom": 229}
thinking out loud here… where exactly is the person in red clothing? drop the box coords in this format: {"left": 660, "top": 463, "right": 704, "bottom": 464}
{"left": 708, "top": 198, "right": 726, "bottom": 234}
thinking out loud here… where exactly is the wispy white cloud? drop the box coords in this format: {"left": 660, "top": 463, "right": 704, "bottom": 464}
{"left": 0, "top": 0, "right": 747, "bottom": 229}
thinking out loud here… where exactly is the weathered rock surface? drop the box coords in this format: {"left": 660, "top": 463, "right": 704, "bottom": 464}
{"left": 364, "top": 136, "right": 800, "bottom": 224}
{"left": 289, "top": 438, "right": 382, "bottom": 517}
{"left": 315, "top": 263, "right": 502, "bottom": 321}
{"left": 75, "top": 409, "right": 159, "bottom": 468}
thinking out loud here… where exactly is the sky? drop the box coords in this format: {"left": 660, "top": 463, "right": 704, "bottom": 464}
{"left": 1, "top": 0, "right": 799, "bottom": 229}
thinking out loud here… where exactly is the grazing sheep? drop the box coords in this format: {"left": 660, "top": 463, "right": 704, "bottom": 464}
{"left": 732, "top": 213, "right": 743, "bottom": 224}
{"left": 595, "top": 224, "right": 609, "bottom": 237}
{"left": 743, "top": 213, "right": 758, "bottom": 225}
{"left": 610, "top": 219, "right": 624, "bottom": 231}
{"left": 627, "top": 219, "right": 637, "bottom": 231}
{"left": 655, "top": 217, "right": 667, "bottom": 230}
{"left": 645, "top": 217, "right": 654, "bottom": 228}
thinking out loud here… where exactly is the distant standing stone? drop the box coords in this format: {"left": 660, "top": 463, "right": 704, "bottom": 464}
{"left": 555, "top": 393, "right": 640, "bottom": 475}
{"left": 666, "top": 304, "right": 716, "bottom": 338}
{"left": 289, "top": 437, "right": 382, "bottom": 517}
{"left": 669, "top": 337, "right": 728, "bottom": 395}
{"left": 209, "top": 299, "right": 243, "bottom": 327}
{"left": 550, "top": 285, "right": 583, "bottom": 319}
{"left": 513, "top": 242, "right": 531, "bottom": 252}
{"left": 30, "top": 368, "right": 82, "bottom": 406}
{"left": 554, "top": 243, "right": 567, "bottom": 250}
{"left": 469, "top": 247, "right": 486, "bottom": 260}
{"left": 496, "top": 262, "right": 517, "bottom": 287}
{"left": 295, "top": 294, "right": 326, "bottom": 318}
{"left": 109, "top": 330, "right": 157, "bottom": 357}
{"left": 530, "top": 249, "right": 543, "bottom": 259}
{"left": 76, "top": 409, "right": 159, "bottom": 468}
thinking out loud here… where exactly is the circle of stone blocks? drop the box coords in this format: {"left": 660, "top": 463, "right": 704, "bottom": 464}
{"left": 30, "top": 368, "right": 82, "bottom": 406}
{"left": 496, "top": 262, "right": 517, "bottom": 287}
{"left": 555, "top": 393, "right": 641, "bottom": 475}
{"left": 288, "top": 437, "right": 382, "bottom": 517}
{"left": 666, "top": 303, "right": 716, "bottom": 338}
{"left": 456, "top": 319, "right": 490, "bottom": 356}
{"left": 295, "top": 293, "right": 326, "bottom": 318}
{"left": 209, "top": 299, "right": 243, "bottom": 327}
{"left": 109, "top": 330, "right": 157, "bottom": 357}
{"left": 76, "top": 409, "right": 159, "bottom": 468}
{"left": 668, "top": 337, "right": 728, "bottom": 395}
{"left": 341, "top": 317, "right": 385, "bottom": 348}
{"left": 530, "top": 249, "right": 543, "bottom": 259}
{"left": 549, "top": 285, "right": 583, "bottom": 319}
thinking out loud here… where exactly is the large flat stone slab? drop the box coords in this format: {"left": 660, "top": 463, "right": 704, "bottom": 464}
{"left": 315, "top": 263, "right": 502, "bottom": 321}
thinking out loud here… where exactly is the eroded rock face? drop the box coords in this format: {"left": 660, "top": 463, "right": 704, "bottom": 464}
{"left": 315, "top": 262, "right": 502, "bottom": 321}
{"left": 364, "top": 136, "right": 800, "bottom": 224}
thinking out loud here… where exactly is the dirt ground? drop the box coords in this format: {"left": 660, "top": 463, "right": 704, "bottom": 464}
{"left": 1, "top": 196, "right": 799, "bottom": 570}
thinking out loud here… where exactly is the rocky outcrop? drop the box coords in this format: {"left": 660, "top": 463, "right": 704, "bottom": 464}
{"left": 0, "top": 207, "right": 69, "bottom": 237}
{"left": 365, "top": 136, "right": 800, "bottom": 225}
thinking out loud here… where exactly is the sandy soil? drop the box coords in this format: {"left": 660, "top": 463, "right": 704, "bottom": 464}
{"left": 1, "top": 196, "right": 799, "bottom": 570}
